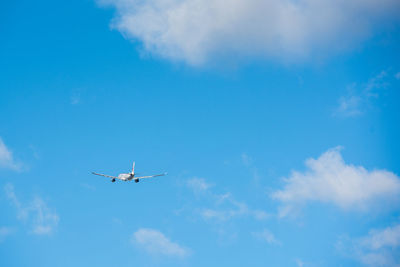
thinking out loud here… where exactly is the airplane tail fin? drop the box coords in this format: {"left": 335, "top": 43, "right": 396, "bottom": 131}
{"left": 132, "top": 161, "right": 135, "bottom": 175}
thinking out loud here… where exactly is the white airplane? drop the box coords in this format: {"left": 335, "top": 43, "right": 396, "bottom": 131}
{"left": 92, "top": 162, "right": 166, "bottom": 183}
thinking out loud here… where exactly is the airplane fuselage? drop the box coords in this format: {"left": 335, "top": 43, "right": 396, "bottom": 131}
{"left": 117, "top": 173, "right": 139, "bottom": 182}
{"left": 92, "top": 161, "right": 164, "bottom": 183}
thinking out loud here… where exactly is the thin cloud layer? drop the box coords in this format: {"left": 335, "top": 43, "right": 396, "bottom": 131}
{"left": 335, "top": 71, "right": 391, "bottom": 117}
{"left": 187, "top": 177, "right": 212, "bottom": 193}
{"left": 185, "top": 178, "right": 269, "bottom": 222}
{"left": 0, "top": 138, "right": 21, "bottom": 171}
{"left": 252, "top": 229, "right": 281, "bottom": 246}
{"left": 272, "top": 147, "right": 400, "bottom": 217}
{"left": 200, "top": 193, "right": 269, "bottom": 222}
{"left": 337, "top": 224, "right": 400, "bottom": 266}
{"left": 0, "top": 227, "right": 14, "bottom": 242}
{"left": 4, "top": 184, "right": 59, "bottom": 235}
{"left": 100, "top": 0, "right": 400, "bottom": 65}
{"left": 133, "top": 228, "right": 189, "bottom": 257}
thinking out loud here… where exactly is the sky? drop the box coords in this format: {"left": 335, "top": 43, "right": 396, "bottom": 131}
{"left": 1, "top": 0, "right": 400, "bottom": 266}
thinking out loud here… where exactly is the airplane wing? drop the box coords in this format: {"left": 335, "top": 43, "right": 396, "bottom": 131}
{"left": 135, "top": 173, "right": 167, "bottom": 179}
{"left": 92, "top": 172, "right": 120, "bottom": 180}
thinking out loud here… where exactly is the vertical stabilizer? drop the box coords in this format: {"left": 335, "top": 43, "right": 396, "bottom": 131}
{"left": 132, "top": 161, "right": 135, "bottom": 175}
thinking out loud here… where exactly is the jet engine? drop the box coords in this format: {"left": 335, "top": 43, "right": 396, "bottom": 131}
{"left": 135, "top": 178, "right": 139, "bottom": 183}
{"left": 112, "top": 178, "right": 116, "bottom": 182}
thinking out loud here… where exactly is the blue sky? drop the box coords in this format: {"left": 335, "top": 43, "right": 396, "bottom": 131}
{"left": 1, "top": 0, "right": 400, "bottom": 266}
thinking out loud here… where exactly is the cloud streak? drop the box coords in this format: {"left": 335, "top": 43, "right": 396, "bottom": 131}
{"left": 4, "top": 184, "right": 59, "bottom": 235}
{"left": 253, "top": 229, "right": 281, "bottom": 246}
{"left": 100, "top": 0, "right": 400, "bottom": 65}
{"left": 272, "top": 147, "right": 400, "bottom": 217}
{"left": 132, "top": 228, "right": 189, "bottom": 257}
{"left": 200, "top": 192, "right": 269, "bottom": 222}
{"left": 337, "top": 223, "right": 400, "bottom": 266}
{"left": 186, "top": 178, "right": 269, "bottom": 222}
{"left": 0, "top": 138, "right": 21, "bottom": 171}
{"left": 186, "top": 177, "right": 212, "bottom": 193}
{"left": 0, "top": 227, "right": 15, "bottom": 242}
{"left": 334, "top": 71, "right": 391, "bottom": 117}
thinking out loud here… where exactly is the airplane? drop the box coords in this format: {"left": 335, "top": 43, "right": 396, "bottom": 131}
{"left": 92, "top": 162, "right": 167, "bottom": 183}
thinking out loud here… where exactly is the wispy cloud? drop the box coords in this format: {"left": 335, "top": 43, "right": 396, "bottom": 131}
{"left": 272, "top": 147, "right": 400, "bottom": 217}
{"left": 132, "top": 228, "right": 189, "bottom": 258}
{"left": 200, "top": 192, "right": 269, "bottom": 222}
{"left": 0, "top": 137, "right": 21, "bottom": 171}
{"left": 99, "top": 0, "right": 400, "bottom": 65}
{"left": 185, "top": 178, "right": 269, "bottom": 222}
{"left": 186, "top": 177, "right": 212, "bottom": 193}
{"left": 0, "top": 226, "right": 15, "bottom": 242}
{"left": 295, "top": 259, "right": 305, "bottom": 267}
{"left": 334, "top": 71, "right": 391, "bottom": 117}
{"left": 4, "top": 184, "right": 59, "bottom": 235}
{"left": 252, "top": 229, "right": 281, "bottom": 246}
{"left": 70, "top": 94, "right": 81, "bottom": 105}
{"left": 337, "top": 223, "right": 400, "bottom": 266}
{"left": 70, "top": 88, "right": 85, "bottom": 105}
{"left": 241, "top": 153, "right": 252, "bottom": 167}
{"left": 242, "top": 153, "right": 261, "bottom": 183}
{"left": 335, "top": 90, "right": 363, "bottom": 117}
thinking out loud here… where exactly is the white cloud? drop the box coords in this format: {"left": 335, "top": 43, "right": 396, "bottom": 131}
{"left": 4, "top": 184, "right": 59, "bottom": 235}
{"left": 360, "top": 225, "right": 400, "bottom": 251}
{"left": 70, "top": 94, "right": 80, "bottom": 105}
{"left": 184, "top": 178, "right": 269, "bottom": 223}
{"left": 187, "top": 177, "right": 212, "bottom": 193}
{"left": 253, "top": 229, "right": 281, "bottom": 245}
{"left": 0, "top": 227, "right": 15, "bottom": 242}
{"left": 337, "top": 224, "right": 400, "bottom": 266}
{"left": 4, "top": 183, "right": 27, "bottom": 219}
{"left": 132, "top": 228, "right": 189, "bottom": 257}
{"left": 242, "top": 153, "right": 261, "bottom": 183}
{"left": 336, "top": 93, "right": 363, "bottom": 117}
{"left": 201, "top": 201, "right": 248, "bottom": 222}
{"left": 241, "top": 153, "right": 252, "bottom": 167}
{"left": 295, "top": 259, "right": 305, "bottom": 267}
{"left": 99, "top": 0, "right": 400, "bottom": 65}
{"left": 29, "top": 197, "right": 60, "bottom": 235}
{"left": 0, "top": 138, "right": 21, "bottom": 171}
{"left": 200, "top": 194, "right": 269, "bottom": 222}
{"left": 335, "top": 71, "right": 390, "bottom": 117}
{"left": 272, "top": 147, "right": 400, "bottom": 217}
